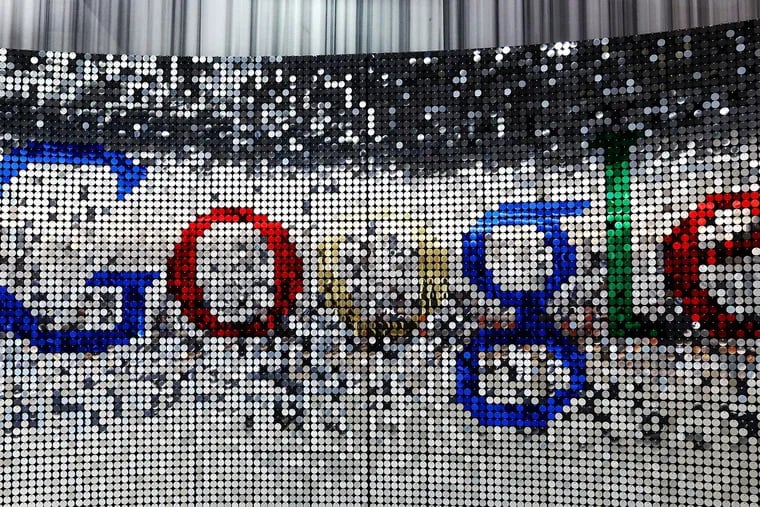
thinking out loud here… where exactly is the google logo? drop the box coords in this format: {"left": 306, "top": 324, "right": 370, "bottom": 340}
{"left": 1, "top": 135, "right": 758, "bottom": 427}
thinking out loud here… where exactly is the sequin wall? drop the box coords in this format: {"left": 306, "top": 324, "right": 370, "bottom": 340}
{"left": 1, "top": 20, "right": 760, "bottom": 506}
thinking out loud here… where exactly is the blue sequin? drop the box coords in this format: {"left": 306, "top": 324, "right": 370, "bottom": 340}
{"left": 0, "top": 271, "right": 159, "bottom": 353}
{"left": 0, "top": 142, "right": 148, "bottom": 200}
{"left": 458, "top": 201, "right": 590, "bottom": 427}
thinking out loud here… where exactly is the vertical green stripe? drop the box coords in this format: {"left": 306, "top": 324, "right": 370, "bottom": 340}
{"left": 596, "top": 133, "right": 640, "bottom": 336}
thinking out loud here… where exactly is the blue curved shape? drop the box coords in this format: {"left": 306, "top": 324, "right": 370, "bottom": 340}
{"left": 462, "top": 200, "right": 590, "bottom": 322}
{"left": 456, "top": 330, "right": 587, "bottom": 427}
{"left": 0, "top": 285, "right": 40, "bottom": 342}
{"left": 458, "top": 200, "right": 590, "bottom": 426}
{"left": 0, "top": 142, "right": 148, "bottom": 200}
{"left": 0, "top": 271, "right": 159, "bottom": 353}
{"left": 0, "top": 143, "right": 153, "bottom": 353}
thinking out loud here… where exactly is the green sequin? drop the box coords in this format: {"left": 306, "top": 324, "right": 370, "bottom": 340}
{"left": 595, "top": 132, "right": 642, "bottom": 337}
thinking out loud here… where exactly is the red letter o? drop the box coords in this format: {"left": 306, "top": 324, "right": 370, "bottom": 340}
{"left": 167, "top": 208, "right": 303, "bottom": 336}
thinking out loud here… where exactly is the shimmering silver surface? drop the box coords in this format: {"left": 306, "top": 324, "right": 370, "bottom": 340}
{"left": 1, "top": 20, "right": 759, "bottom": 507}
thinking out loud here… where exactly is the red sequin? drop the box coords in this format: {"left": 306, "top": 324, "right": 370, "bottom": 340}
{"left": 167, "top": 208, "right": 303, "bottom": 336}
{"left": 664, "top": 191, "right": 760, "bottom": 339}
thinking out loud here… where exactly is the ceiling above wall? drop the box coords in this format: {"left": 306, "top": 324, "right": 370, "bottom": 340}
{"left": 0, "top": 0, "right": 758, "bottom": 57}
